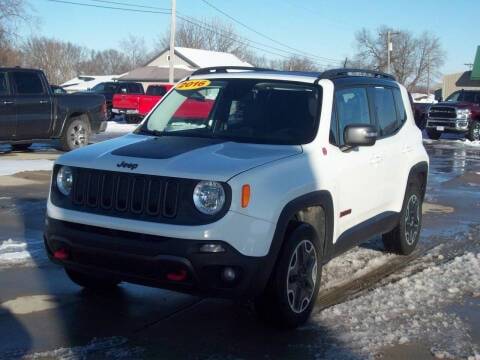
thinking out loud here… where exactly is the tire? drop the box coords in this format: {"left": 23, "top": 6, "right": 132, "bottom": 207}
{"left": 11, "top": 143, "right": 32, "bottom": 151}
{"left": 254, "top": 223, "right": 322, "bottom": 328}
{"left": 382, "top": 182, "right": 423, "bottom": 255}
{"left": 467, "top": 120, "right": 480, "bottom": 141}
{"left": 58, "top": 116, "right": 91, "bottom": 152}
{"left": 65, "top": 268, "right": 120, "bottom": 290}
{"left": 426, "top": 128, "right": 441, "bottom": 140}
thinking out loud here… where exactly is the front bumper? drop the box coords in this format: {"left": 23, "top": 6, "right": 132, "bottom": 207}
{"left": 44, "top": 217, "right": 271, "bottom": 298}
{"left": 426, "top": 118, "right": 469, "bottom": 133}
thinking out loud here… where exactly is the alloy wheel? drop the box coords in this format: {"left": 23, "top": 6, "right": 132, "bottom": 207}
{"left": 69, "top": 123, "right": 87, "bottom": 148}
{"left": 286, "top": 239, "right": 318, "bottom": 314}
{"left": 405, "top": 194, "right": 420, "bottom": 245}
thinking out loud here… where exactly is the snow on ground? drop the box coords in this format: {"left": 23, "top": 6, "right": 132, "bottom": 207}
{"left": 0, "top": 160, "right": 53, "bottom": 176}
{"left": 1, "top": 337, "right": 143, "bottom": 360}
{"left": 0, "top": 238, "right": 46, "bottom": 269}
{"left": 314, "top": 250, "right": 480, "bottom": 359}
{"left": 92, "top": 118, "right": 138, "bottom": 143}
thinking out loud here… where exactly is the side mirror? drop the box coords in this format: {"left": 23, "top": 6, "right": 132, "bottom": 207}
{"left": 344, "top": 124, "right": 378, "bottom": 147}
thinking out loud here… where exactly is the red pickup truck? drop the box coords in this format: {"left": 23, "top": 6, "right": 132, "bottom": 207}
{"left": 112, "top": 84, "right": 173, "bottom": 123}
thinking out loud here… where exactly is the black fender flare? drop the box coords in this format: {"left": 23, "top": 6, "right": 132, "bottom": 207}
{"left": 252, "top": 190, "right": 334, "bottom": 295}
{"left": 407, "top": 161, "right": 429, "bottom": 200}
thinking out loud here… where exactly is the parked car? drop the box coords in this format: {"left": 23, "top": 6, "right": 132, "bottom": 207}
{"left": 89, "top": 81, "right": 143, "bottom": 120}
{"left": 111, "top": 82, "right": 145, "bottom": 123}
{"left": 425, "top": 89, "right": 480, "bottom": 141}
{"left": 0, "top": 67, "right": 107, "bottom": 151}
{"left": 45, "top": 67, "right": 428, "bottom": 328}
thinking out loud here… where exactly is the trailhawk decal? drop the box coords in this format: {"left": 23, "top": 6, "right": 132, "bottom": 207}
{"left": 176, "top": 79, "right": 211, "bottom": 91}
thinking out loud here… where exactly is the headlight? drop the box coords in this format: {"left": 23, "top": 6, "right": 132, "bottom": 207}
{"left": 456, "top": 109, "right": 471, "bottom": 119}
{"left": 193, "top": 181, "right": 226, "bottom": 215}
{"left": 56, "top": 166, "right": 73, "bottom": 196}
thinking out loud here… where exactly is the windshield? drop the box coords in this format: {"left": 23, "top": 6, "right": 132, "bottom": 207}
{"left": 138, "top": 79, "right": 321, "bottom": 145}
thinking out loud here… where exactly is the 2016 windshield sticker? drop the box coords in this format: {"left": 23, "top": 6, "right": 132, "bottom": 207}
{"left": 176, "top": 79, "right": 211, "bottom": 91}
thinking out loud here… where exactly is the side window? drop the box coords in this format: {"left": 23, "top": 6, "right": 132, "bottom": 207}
{"left": 393, "top": 88, "right": 407, "bottom": 124}
{"left": 0, "top": 72, "right": 9, "bottom": 95}
{"left": 334, "top": 87, "right": 371, "bottom": 145}
{"left": 130, "top": 83, "right": 143, "bottom": 94}
{"left": 118, "top": 84, "right": 128, "bottom": 94}
{"left": 372, "top": 87, "right": 397, "bottom": 137}
{"left": 12, "top": 72, "right": 45, "bottom": 95}
{"left": 329, "top": 105, "right": 339, "bottom": 145}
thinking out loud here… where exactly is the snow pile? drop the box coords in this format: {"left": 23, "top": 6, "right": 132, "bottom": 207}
{"left": 0, "top": 159, "right": 53, "bottom": 176}
{"left": 15, "top": 337, "right": 143, "bottom": 360}
{"left": 316, "top": 251, "right": 480, "bottom": 358}
{"left": 0, "top": 238, "right": 45, "bottom": 268}
{"left": 456, "top": 139, "right": 480, "bottom": 147}
{"left": 105, "top": 121, "right": 138, "bottom": 135}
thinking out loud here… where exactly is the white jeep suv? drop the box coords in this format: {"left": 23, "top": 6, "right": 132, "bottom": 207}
{"left": 45, "top": 67, "right": 429, "bottom": 328}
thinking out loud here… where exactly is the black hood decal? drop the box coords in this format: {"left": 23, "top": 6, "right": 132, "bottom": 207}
{"left": 111, "top": 136, "right": 226, "bottom": 159}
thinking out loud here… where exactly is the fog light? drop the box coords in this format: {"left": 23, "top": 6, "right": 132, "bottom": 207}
{"left": 199, "top": 244, "right": 225, "bottom": 253}
{"left": 222, "top": 267, "right": 237, "bottom": 282}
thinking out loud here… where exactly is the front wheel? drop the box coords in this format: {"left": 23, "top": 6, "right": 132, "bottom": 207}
{"left": 382, "top": 182, "right": 423, "bottom": 255}
{"left": 58, "top": 116, "right": 91, "bottom": 152}
{"left": 255, "top": 223, "right": 321, "bottom": 328}
{"left": 65, "top": 268, "right": 120, "bottom": 290}
{"left": 467, "top": 120, "right": 480, "bottom": 141}
{"left": 426, "top": 128, "right": 441, "bottom": 140}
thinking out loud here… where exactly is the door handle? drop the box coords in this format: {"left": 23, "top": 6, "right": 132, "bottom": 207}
{"left": 2, "top": 100, "right": 14, "bottom": 105}
{"left": 39, "top": 100, "right": 49, "bottom": 104}
{"left": 369, "top": 155, "right": 382, "bottom": 164}
{"left": 402, "top": 145, "right": 413, "bottom": 153}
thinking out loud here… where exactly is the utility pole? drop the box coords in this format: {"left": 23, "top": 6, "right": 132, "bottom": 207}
{"left": 426, "top": 54, "right": 431, "bottom": 96}
{"left": 387, "top": 31, "right": 392, "bottom": 74}
{"left": 168, "top": 0, "right": 176, "bottom": 84}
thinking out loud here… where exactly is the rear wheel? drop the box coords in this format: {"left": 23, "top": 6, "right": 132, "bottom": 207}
{"left": 426, "top": 128, "right": 441, "bottom": 140}
{"left": 65, "top": 268, "right": 120, "bottom": 290}
{"left": 11, "top": 143, "right": 32, "bottom": 151}
{"left": 255, "top": 223, "right": 321, "bottom": 328}
{"left": 58, "top": 116, "right": 91, "bottom": 152}
{"left": 383, "top": 182, "right": 423, "bottom": 255}
{"left": 467, "top": 120, "right": 480, "bottom": 141}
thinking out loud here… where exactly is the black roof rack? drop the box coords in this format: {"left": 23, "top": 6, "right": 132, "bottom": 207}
{"left": 191, "top": 66, "right": 274, "bottom": 76}
{"left": 319, "top": 68, "right": 396, "bottom": 81}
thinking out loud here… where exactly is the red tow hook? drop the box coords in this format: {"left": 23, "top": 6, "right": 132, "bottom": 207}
{"left": 53, "top": 248, "right": 69, "bottom": 261}
{"left": 166, "top": 269, "right": 187, "bottom": 282}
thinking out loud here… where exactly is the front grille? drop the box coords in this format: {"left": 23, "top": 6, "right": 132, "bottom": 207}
{"left": 72, "top": 167, "right": 180, "bottom": 220}
{"left": 428, "top": 106, "right": 456, "bottom": 119}
{"left": 427, "top": 119, "right": 456, "bottom": 127}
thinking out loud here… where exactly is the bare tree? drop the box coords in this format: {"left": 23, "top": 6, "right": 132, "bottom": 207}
{"left": 154, "top": 17, "right": 252, "bottom": 63}
{"left": 119, "top": 34, "right": 147, "bottom": 70}
{"left": 79, "top": 49, "right": 130, "bottom": 75}
{"left": 0, "top": 0, "right": 29, "bottom": 66}
{"left": 21, "top": 36, "right": 85, "bottom": 84}
{"left": 352, "top": 26, "right": 444, "bottom": 90}
{"left": 270, "top": 55, "right": 320, "bottom": 72}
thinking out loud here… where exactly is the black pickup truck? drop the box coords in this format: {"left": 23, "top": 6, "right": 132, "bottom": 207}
{"left": 0, "top": 68, "right": 107, "bottom": 151}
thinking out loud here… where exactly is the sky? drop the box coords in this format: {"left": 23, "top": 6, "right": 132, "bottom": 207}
{"left": 21, "top": 0, "right": 479, "bottom": 76}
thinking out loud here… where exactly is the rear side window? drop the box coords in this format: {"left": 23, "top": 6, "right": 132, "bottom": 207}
{"left": 0, "top": 72, "right": 9, "bottom": 95}
{"left": 372, "top": 87, "right": 397, "bottom": 137}
{"left": 334, "top": 87, "right": 371, "bottom": 145}
{"left": 393, "top": 88, "right": 407, "bottom": 124}
{"left": 12, "top": 72, "right": 45, "bottom": 95}
{"left": 117, "top": 84, "right": 129, "bottom": 94}
{"left": 147, "top": 86, "right": 167, "bottom": 96}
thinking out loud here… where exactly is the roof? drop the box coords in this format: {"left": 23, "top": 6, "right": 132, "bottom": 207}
{"left": 144, "top": 47, "right": 252, "bottom": 69}
{"left": 118, "top": 66, "right": 192, "bottom": 82}
{"left": 471, "top": 46, "right": 480, "bottom": 80}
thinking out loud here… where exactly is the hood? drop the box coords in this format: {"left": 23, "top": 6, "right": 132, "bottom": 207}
{"left": 57, "top": 134, "right": 302, "bottom": 182}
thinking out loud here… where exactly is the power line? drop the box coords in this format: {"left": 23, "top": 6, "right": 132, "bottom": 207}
{"left": 200, "top": 0, "right": 341, "bottom": 63}
{"left": 89, "top": 0, "right": 170, "bottom": 11}
{"left": 47, "top": 0, "right": 171, "bottom": 14}
{"left": 177, "top": 14, "right": 338, "bottom": 68}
